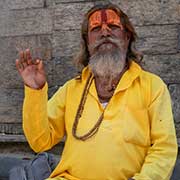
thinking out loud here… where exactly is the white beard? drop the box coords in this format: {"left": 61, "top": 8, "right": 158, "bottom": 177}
{"left": 88, "top": 47, "right": 126, "bottom": 81}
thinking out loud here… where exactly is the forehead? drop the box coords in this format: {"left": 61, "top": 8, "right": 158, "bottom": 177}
{"left": 89, "top": 9, "right": 121, "bottom": 26}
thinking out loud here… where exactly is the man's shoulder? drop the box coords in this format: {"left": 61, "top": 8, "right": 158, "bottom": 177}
{"left": 140, "top": 68, "right": 166, "bottom": 87}
{"left": 63, "top": 67, "right": 90, "bottom": 88}
{"left": 131, "top": 61, "right": 165, "bottom": 87}
{"left": 58, "top": 75, "right": 84, "bottom": 91}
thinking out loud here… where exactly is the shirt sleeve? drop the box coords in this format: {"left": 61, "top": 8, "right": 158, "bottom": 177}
{"left": 133, "top": 80, "right": 178, "bottom": 180}
{"left": 23, "top": 82, "right": 67, "bottom": 153}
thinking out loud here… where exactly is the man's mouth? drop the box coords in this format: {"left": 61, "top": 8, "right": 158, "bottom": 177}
{"left": 98, "top": 41, "right": 115, "bottom": 50}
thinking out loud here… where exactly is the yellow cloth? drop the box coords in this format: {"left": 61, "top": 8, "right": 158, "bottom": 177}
{"left": 46, "top": 178, "right": 66, "bottom": 180}
{"left": 23, "top": 61, "right": 178, "bottom": 180}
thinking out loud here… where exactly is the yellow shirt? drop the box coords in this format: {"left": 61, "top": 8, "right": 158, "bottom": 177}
{"left": 23, "top": 61, "right": 178, "bottom": 180}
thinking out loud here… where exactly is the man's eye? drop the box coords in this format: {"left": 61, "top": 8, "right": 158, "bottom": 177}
{"left": 91, "top": 26, "right": 101, "bottom": 32}
{"left": 108, "top": 24, "right": 121, "bottom": 30}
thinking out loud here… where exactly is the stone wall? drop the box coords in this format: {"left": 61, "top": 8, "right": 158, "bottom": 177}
{"left": 0, "top": 0, "right": 180, "bottom": 144}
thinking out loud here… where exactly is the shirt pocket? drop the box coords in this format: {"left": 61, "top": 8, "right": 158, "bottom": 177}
{"left": 123, "top": 106, "right": 150, "bottom": 147}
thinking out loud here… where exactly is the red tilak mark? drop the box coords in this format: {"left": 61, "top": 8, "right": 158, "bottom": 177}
{"left": 101, "top": 9, "right": 107, "bottom": 23}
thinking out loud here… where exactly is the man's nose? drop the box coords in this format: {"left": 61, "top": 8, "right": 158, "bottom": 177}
{"left": 100, "top": 23, "right": 111, "bottom": 37}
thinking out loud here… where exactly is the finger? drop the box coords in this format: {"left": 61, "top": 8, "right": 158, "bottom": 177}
{"left": 31, "top": 58, "right": 38, "bottom": 65}
{"left": 22, "top": 61, "right": 28, "bottom": 69}
{"left": 33, "top": 59, "right": 40, "bottom": 65}
{"left": 37, "top": 60, "right": 44, "bottom": 71}
{"left": 15, "top": 59, "right": 23, "bottom": 73}
{"left": 19, "top": 51, "right": 25, "bottom": 63}
{"left": 25, "top": 49, "right": 32, "bottom": 65}
{"left": 27, "top": 59, "right": 33, "bottom": 65}
{"left": 26, "top": 49, "right": 32, "bottom": 60}
{"left": 23, "top": 49, "right": 29, "bottom": 64}
{"left": 24, "top": 49, "right": 28, "bottom": 61}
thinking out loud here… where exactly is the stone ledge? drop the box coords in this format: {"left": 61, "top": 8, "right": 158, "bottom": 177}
{"left": 0, "top": 134, "right": 26, "bottom": 143}
{"left": 0, "top": 134, "right": 66, "bottom": 143}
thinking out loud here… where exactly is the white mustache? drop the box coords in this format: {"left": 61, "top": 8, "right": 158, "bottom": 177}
{"left": 88, "top": 37, "right": 123, "bottom": 54}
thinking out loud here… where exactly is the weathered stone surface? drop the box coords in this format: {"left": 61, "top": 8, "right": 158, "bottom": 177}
{"left": 0, "top": 105, "right": 22, "bottom": 123}
{"left": 52, "top": 30, "right": 81, "bottom": 57}
{"left": 178, "top": 25, "right": 180, "bottom": 52}
{"left": 0, "top": 0, "right": 179, "bottom": 145}
{"left": 54, "top": 2, "right": 94, "bottom": 30}
{"left": 0, "top": 88, "right": 23, "bottom": 123}
{"left": 53, "top": 56, "right": 78, "bottom": 86}
{"left": 46, "top": 0, "right": 88, "bottom": 6}
{"left": 0, "top": 88, "right": 24, "bottom": 107}
{"left": 175, "top": 123, "right": 180, "bottom": 138}
{"left": 169, "top": 84, "right": 180, "bottom": 125}
{"left": 0, "top": 9, "right": 53, "bottom": 37}
{"left": 0, "top": 0, "right": 10, "bottom": 10}
{"left": 53, "top": 24, "right": 179, "bottom": 58}
{"left": 0, "top": 35, "right": 53, "bottom": 88}
{"left": 111, "top": 0, "right": 180, "bottom": 25}
{"left": 0, "top": 123, "right": 23, "bottom": 134}
{"left": 6, "top": 0, "right": 44, "bottom": 10}
{"left": 142, "top": 53, "right": 180, "bottom": 83}
{"left": 54, "top": 0, "right": 179, "bottom": 30}
{"left": 136, "top": 24, "right": 179, "bottom": 55}
{"left": 49, "top": 85, "right": 60, "bottom": 98}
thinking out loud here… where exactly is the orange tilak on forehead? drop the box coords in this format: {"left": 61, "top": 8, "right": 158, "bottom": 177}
{"left": 89, "top": 9, "right": 123, "bottom": 31}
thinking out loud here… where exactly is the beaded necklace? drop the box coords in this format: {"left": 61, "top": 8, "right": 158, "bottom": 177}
{"left": 72, "top": 73, "right": 105, "bottom": 141}
{"left": 72, "top": 64, "right": 128, "bottom": 141}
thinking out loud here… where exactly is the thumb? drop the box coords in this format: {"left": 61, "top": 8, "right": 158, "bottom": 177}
{"left": 37, "top": 60, "right": 44, "bottom": 71}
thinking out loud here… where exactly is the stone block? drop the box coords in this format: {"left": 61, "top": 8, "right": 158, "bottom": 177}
{"left": 142, "top": 53, "right": 180, "bottom": 84}
{"left": 0, "top": 105, "right": 22, "bottom": 123}
{"left": 169, "top": 84, "right": 180, "bottom": 124}
{"left": 0, "top": 9, "right": 53, "bottom": 37}
{"left": 136, "top": 24, "right": 179, "bottom": 55}
{"left": 0, "top": 88, "right": 23, "bottom": 123}
{"left": 0, "top": 88, "right": 24, "bottom": 107}
{"left": 52, "top": 30, "right": 81, "bottom": 57}
{"left": 0, "top": 123, "right": 23, "bottom": 134}
{"left": 54, "top": 2, "right": 94, "bottom": 30}
{"left": 53, "top": 0, "right": 179, "bottom": 30}
{"left": 110, "top": 0, "right": 179, "bottom": 25}
{"left": 46, "top": 0, "right": 88, "bottom": 6}
{"left": 0, "top": 0, "right": 10, "bottom": 10}
{"left": 6, "top": 0, "right": 44, "bottom": 10}
{"left": 0, "top": 35, "right": 53, "bottom": 88}
{"left": 53, "top": 56, "right": 78, "bottom": 86}
{"left": 175, "top": 123, "right": 180, "bottom": 138}
{"left": 178, "top": 25, "right": 180, "bottom": 52}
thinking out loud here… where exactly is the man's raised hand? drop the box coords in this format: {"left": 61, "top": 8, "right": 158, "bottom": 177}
{"left": 16, "top": 49, "right": 46, "bottom": 89}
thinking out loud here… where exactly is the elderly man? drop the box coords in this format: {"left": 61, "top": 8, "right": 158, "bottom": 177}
{"left": 16, "top": 3, "right": 177, "bottom": 180}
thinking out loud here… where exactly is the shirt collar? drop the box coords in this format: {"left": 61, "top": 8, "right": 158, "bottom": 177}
{"left": 114, "top": 60, "right": 142, "bottom": 93}
{"left": 80, "top": 60, "right": 142, "bottom": 95}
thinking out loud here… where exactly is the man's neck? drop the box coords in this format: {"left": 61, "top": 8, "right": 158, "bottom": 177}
{"left": 94, "top": 64, "right": 128, "bottom": 103}
{"left": 94, "top": 75, "right": 120, "bottom": 103}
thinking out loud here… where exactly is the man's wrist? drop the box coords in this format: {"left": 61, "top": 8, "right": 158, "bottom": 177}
{"left": 24, "top": 82, "right": 46, "bottom": 90}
